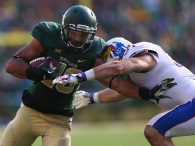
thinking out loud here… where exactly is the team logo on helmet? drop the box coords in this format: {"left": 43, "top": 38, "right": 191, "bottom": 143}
{"left": 102, "top": 42, "right": 128, "bottom": 63}
{"left": 102, "top": 45, "right": 114, "bottom": 62}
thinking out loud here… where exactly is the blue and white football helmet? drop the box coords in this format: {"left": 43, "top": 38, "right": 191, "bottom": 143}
{"left": 102, "top": 37, "right": 133, "bottom": 63}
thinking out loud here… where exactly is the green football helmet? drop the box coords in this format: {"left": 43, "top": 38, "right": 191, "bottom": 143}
{"left": 61, "top": 5, "right": 97, "bottom": 53}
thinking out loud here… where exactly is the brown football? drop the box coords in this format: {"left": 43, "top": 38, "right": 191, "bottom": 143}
{"left": 29, "top": 57, "right": 59, "bottom": 68}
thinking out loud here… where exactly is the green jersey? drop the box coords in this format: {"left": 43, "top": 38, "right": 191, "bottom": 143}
{"left": 23, "top": 21, "right": 106, "bottom": 115}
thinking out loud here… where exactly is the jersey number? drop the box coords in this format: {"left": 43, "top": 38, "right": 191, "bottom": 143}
{"left": 41, "top": 63, "right": 82, "bottom": 94}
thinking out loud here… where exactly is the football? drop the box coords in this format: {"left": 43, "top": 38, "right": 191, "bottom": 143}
{"left": 29, "top": 57, "right": 59, "bottom": 69}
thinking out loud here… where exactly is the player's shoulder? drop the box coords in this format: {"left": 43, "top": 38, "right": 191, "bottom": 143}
{"left": 131, "top": 41, "right": 162, "bottom": 53}
{"left": 83, "top": 36, "right": 106, "bottom": 59}
{"left": 93, "top": 36, "right": 106, "bottom": 46}
{"left": 123, "top": 41, "right": 162, "bottom": 59}
{"left": 32, "top": 21, "right": 62, "bottom": 48}
{"left": 90, "top": 36, "right": 106, "bottom": 51}
{"left": 133, "top": 41, "right": 159, "bottom": 49}
{"left": 33, "top": 21, "right": 61, "bottom": 35}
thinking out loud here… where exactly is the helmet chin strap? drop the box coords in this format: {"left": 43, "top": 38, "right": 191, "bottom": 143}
{"left": 68, "top": 39, "right": 85, "bottom": 49}
{"left": 61, "top": 34, "right": 91, "bottom": 53}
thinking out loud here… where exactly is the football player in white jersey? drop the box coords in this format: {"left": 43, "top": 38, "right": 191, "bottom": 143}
{"left": 53, "top": 37, "right": 195, "bottom": 146}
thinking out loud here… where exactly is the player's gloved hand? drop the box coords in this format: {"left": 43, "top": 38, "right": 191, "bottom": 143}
{"left": 138, "top": 78, "right": 177, "bottom": 102}
{"left": 40, "top": 65, "right": 60, "bottom": 80}
{"left": 151, "top": 78, "right": 177, "bottom": 98}
{"left": 74, "top": 91, "right": 92, "bottom": 109}
{"left": 52, "top": 74, "right": 82, "bottom": 85}
{"left": 26, "top": 58, "right": 61, "bottom": 83}
{"left": 41, "top": 58, "right": 61, "bottom": 80}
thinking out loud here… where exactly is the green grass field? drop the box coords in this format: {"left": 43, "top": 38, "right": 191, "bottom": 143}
{"left": 28, "top": 121, "right": 195, "bottom": 146}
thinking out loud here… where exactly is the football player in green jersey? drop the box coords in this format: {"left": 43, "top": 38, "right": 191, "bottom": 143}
{"left": 3, "top": 5, "right": 174, "bottom": 146}
{"left": 3, "top": 5, "right": 106, "bottom": 146}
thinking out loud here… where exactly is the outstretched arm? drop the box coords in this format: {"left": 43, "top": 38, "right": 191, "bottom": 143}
{"left": 93, "top": 54, "right": 156, "bottom": 80}
{"left": 91, "top": 58, "right": 141, "bottom": 99}
{"left": 52, "top": 54, "right": 156, "bottom": 84}
{"left": 74, "top": 78, "right": 177, "bottom": 109}
{"left": 74, "top": 89, "right": 128, "bottom": 109}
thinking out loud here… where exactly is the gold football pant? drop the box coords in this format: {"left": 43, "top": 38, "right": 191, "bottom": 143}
{"left": 0, "top": 104, "right": 72, "bottom": 146}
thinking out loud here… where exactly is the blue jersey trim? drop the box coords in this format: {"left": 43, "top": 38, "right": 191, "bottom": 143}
{"left": 81, "top": 72, "right": 87, "bottom": 81}
{"left": 130, "top": 49, "right": 149, "bottom": 57}
{"left": 153, "top": 98, "right": 195, "bottom": 136}
{"left": 90, "top": 93, "right": 95, "bottom": 103}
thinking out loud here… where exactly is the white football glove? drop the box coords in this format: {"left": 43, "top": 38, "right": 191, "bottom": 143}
{"left": 52, "top": 74, "right": 82, "bottom": 85}
{"left": 74, "top": 91, "right": 91, "bottom": 109}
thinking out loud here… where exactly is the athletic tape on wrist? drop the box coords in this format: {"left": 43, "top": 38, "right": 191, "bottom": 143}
{"left": 80, "top": 72, "right": 87, "bottom": 81}
{"left": 81, "top": 69, "right": 95, "bottom": 81}
{"left": 90, "top": 92, "right": 99, "bottom": 103}
{"left": 26, "top": 66, "right": 46, "bottom": 81}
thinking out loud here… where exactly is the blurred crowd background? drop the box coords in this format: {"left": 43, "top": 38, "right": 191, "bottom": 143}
{"left": 0, "top": 0, "right": 195, "bottom": 123}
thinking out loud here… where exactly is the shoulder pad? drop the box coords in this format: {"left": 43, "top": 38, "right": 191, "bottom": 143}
{"left": 91, "top": 36, "right": 106, "bottom": 51}
{"left": 33, "top": 21, "right": 61, "bottom": 33}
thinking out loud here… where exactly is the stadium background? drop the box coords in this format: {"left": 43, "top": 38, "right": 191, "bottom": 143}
{"left": 0, "top": 0, "right": 195, "bottom": 145}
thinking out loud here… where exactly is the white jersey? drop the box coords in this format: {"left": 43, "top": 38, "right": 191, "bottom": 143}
{"left": 123, "top": 42, "right": 195, "bottom": 110}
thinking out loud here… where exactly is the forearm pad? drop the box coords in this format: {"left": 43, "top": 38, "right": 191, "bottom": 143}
{"left": 138, "top": 87, "right": 152, "bottom": 100}
{"left": 26, "top": 66, "right": 48, "bottom": 82}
